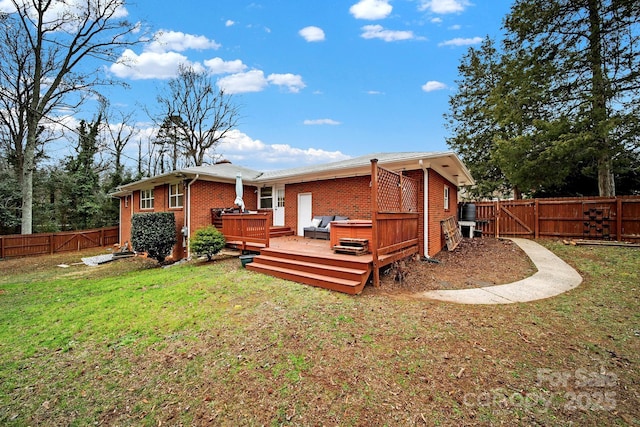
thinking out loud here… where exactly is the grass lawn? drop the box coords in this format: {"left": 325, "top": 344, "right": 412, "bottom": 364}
{"left": 0, "top": 241, "right": 638, "bottom": 426}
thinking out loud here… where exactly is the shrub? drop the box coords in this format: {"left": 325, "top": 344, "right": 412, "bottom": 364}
{"left": 131, "top": 212, "right": 177, "bottom": 263}
{"left": 190, "top": 225, "right": 226, "bottom": 261}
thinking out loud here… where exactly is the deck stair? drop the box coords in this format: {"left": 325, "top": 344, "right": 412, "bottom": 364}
{"left": 246, "top": 247, "right": 371, "bottom": 295}
{"left": 333, "top": 237, "right": 369, "bottom": 255}
{"left": 269, "top": 226, "right": 295, "bottom": 238}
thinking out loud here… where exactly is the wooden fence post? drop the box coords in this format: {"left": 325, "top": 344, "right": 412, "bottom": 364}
{"left": 534, "top": 199, "right": 540, "bottom": 239}
{"left": 495, "top": 200, "right": 500, "bottom": 238}
{"left": 617, "top": 197, "right": 623, "bottom": 241}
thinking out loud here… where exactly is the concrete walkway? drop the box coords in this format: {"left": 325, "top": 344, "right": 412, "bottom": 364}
{"left": 417, "top": 238, "right": 582, "bottom": 304}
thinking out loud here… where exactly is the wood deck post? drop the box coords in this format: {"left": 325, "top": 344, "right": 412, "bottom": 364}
{"left": 371, "top": 159, "right": 380, "bottom": 287}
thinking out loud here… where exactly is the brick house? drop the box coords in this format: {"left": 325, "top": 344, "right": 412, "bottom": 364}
{"left": 112, "top": 152, "right": 473, "bottom": 261}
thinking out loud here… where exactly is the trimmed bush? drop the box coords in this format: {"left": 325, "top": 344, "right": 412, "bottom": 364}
{"left": 190, "top": 225, "right": 226, "bottom": 261}
{"left": 131, "top": 212, "right": 177, "bottom": 263}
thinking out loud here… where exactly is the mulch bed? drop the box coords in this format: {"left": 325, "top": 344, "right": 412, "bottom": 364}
{"left": 366, "top": 237, "right": 537, "bottom": 295}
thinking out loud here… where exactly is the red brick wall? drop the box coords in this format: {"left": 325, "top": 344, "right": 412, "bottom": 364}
{"left": 118, "top": 182, "right": 184, "bottom": 260}
{"left": 118, "top": 168, "right": 458, "bottom": 259}
{"left": 282, "top": 172, "right": 429, "bottom": 257}
{"left": 119, "top": 195, "right": 133, "bottom": 248}
{"left": 404, "top": 169, "right": 425, "bottom": 257}
{"left": 284, "top": 176, "right": 372, "bottom": 229}
{"left": 189, "top": 181, "right": 258, "bottom": 234}
{"left": 427, "top": 169, "right": 459, "bottom": 256}
{"left": 119, "top": 180, "right": 259, "bottom": 260}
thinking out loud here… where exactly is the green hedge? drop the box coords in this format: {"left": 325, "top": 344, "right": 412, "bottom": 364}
{"left": 131, "top": 212, "right": 177, "bottom": 263}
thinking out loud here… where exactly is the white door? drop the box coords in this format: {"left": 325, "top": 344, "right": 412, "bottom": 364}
{"left": 274, "top": 186, "right": 285, "bottom": 226}
{"left": 297, "top": 193, "right": 312, "bottom": 236}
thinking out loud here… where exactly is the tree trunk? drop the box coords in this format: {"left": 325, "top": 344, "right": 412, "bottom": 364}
{"left": 597, "top": 155, "right": 616, "bottom": 197}
{"left": 587, "top": 0, "right": 615, "bottom": 196}
{"left": 20, "top": 135, "right": 35, "bottom": 234}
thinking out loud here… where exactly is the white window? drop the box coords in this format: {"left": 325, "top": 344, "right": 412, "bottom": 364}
{"left": 276, "top": 189, "right": 285, "bottom": 208}
{"left": 260, "top": 186, "right": 273, "bottom": 209}
{"left": 169, "top": 183, "right": 183, "bottom": 208}
{"left": 444, "top": 186, "right": 450, "bottom": 210}
{"left": 140, "top": 189, "right": 154, "bottom": 210}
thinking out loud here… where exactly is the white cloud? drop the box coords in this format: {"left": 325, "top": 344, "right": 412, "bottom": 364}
{"left": 110, "top": 30, "right": 222, "bottom": 79}
{"left": 438, "top": 36, "right": 483, "bottom": 47}
{"left": 449, "top": 24, "right": 461, "bottom": 30}
{"left": 361, "top": 25, "right": 415, "bottom": 42}
{"left": 260, "top": 145, "right": 350, "bottom": 166}
{"left": 147, "top": 30, "right": 220, "bottom": 53}
{"left": 0, "top": 0, "right": 17, "bottom": 12}
{"left": 217, "top": 70, "right": 269, "bottom": 94}
{"left": 217, "top": 130, "right": 350, "bottom": 169}
{"left": 419, "top": 0, "right": 470, "bottom": 14}
{"left": 225, "top": 20, "right": 235, "bottom": 27}
{"left": 110, "top": 49, "right": 200, "bottom": 80}
{"left": 431, "top": 17, "right": 443, "bottom": 23}
{"left": 349, "top": 0, "right": 392, "bottom": 20}
{"left": 422, "top": 80, "right": 447, "bottom": 92}
{"left": 218, "top": 129, "right": 267, "bottom": 152}
{"left": 204, "top": 57, "right": 247, "bottom": 75}
{"left": 267, "top": 73, "right": 306, "bottom": 93}
{"left": 216, "top": 70, "right": 310, "bottom": 95}
{"left": 303, "top": 119, "right": 341, "bottom": 125}
{"left": 367, "top": 90, "right": 384, "bottom": 95}
{"left": 299, "top": 26, "right": 326, "bottom": 42}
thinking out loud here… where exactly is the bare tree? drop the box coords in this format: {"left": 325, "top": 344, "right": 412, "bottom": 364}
{"left": 103, "top": 105, "right": 138, "bottom": 188}
{"left": 1, "top": 0, "right": 142, "bottom": 234}
{"left": 156, "top": 64, "right": 241, "bottom": 167}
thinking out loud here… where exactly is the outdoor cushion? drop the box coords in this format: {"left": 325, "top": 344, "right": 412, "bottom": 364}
{"left": 319, "top": 215, "right": 334, "bottom": 228}
{"left": 310, "top": 217, "right": 322, "bottom": 227}
{"left": 334, "top": 216, "right": 349, "bottom": 221}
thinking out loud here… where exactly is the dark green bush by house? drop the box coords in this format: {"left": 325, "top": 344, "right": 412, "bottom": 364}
{"left": 131, "top": 212, "right": 177, "bottom": 263}
{"left": 190, "top": 226, "right": 226, "bottom": 261}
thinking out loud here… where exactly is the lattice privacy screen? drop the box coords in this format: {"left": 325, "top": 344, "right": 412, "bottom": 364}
{"left": 376, "top": 166, "right": 418, "bottom": 213}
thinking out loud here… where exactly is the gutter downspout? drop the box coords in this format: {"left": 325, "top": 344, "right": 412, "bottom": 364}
{"left": 420, "top": 160, "right": 429, "bottom": 258}
{"left": 185, "top": 174, "right": 200, "bottom": 259}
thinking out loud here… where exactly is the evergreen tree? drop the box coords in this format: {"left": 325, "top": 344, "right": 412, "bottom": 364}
{"left": 445, "top": 38, "right": 509, "bottom": 198}
{"left": 56, "top": 118, "right": 103, "bottom": 230}
{"left": 446, "top": 1, "right": 640, "bottom": 197}
{"left": 0, "top": 161, "right": 21, "bottom": 235}
{"left": 501, "top": 0, "right": 640, "bottom": 196}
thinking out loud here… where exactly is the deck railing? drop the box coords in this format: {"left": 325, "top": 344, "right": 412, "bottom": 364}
{"left": 370, "top": 159, "right": 420, "bottom": 286}
{"left": 0, "top": 226, "right": 120, "bottom": 259}
{"left": 221, "top": 212, "right": 270, "bottom": 251}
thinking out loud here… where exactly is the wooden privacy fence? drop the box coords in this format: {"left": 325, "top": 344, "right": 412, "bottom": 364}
{"left": 0, "top": 226, "right": 120, "bottom": 259}
{"left": 472, "top": 196, "right": 640, "bottom": 242}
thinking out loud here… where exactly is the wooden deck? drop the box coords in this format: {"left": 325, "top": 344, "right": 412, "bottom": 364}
{"left": 245, "top": 236, "right": 373, "bottom": 295}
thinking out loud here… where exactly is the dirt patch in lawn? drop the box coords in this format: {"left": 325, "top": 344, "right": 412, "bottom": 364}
{"left": 368, "top": 237, "right": 537, "bottom": 295}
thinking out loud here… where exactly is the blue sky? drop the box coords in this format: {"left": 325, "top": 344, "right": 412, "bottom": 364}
{"left": 4, "top": 0, "right": 514, "bottom": 172}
